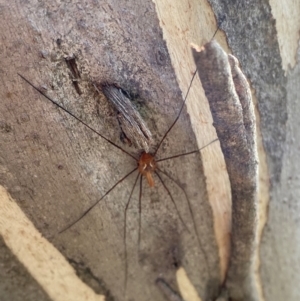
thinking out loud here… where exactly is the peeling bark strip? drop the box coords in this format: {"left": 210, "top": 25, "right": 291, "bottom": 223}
{"left": 94, "top": 83, "right": 153, "bottom": 153}
{"left": 192, "top": 41, "right": 259, "bottom": 300}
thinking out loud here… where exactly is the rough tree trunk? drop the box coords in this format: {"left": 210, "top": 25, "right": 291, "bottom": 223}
{"left": 0, "top": 1, "right": 299, "bottom": 301}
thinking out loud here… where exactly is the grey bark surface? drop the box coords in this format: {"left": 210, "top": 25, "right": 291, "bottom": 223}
{"left": 259, "top": 41, "right": 300, "bottom": 301}
{"left": 0, "top": 1, "right": 219, "bottom": 301}
{"left": 0, "top": 236, "right": 51, "bottom": 301}
{"left": 0, "top": 0, "right": 299, "bottom": 301}
{"left": 208, "top": 1, "right": 299, "bottom": 301}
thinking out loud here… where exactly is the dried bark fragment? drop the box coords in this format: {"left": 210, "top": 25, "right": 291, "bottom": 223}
{"left": 192, "top": 40, "right": 259, "bottom": 301}
{"left": 65, "top": 56, "right": 82, "bottom": 95}
{"left": 94, "top": 83, "right": 153, "bottom": 153}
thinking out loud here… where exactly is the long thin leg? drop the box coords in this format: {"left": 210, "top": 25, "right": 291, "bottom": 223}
{"left": 124, "top": 172, "right": 140, "bottom": 295}
{"left": 18, "top": 74, "right": 137, "bottom": 161}
{"left": 59, "top": 167, "right": 138, "bottom": 234}
{"left": 157, "top": 167, "right": 210, "bottom": 277}
{"left": 154, "top": 171, "right": 189, "bottom": 233}
{"left": 153, "top": 25, "right": 222, "bottom": 158}
{"left": 157, "top": 138, "right": 218, "bottom": 163}
{"left": 138, "top": 175, "right": 143, "bottom": 250}
{"left": 153, "top": 71, "right": 198, "bottom": 156}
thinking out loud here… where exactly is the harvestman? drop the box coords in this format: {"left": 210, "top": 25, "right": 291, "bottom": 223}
{"left": 18, "top": 41, "right": 218, "bottom": 289}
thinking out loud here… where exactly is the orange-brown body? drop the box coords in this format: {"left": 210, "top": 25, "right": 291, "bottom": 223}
{"left": 138, "top": 152, "right": 157, "bottom": 187}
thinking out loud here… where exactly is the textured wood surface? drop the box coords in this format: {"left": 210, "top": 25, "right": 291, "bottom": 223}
{"left": 0, "top": 0, "right": 299, "bottom": 301}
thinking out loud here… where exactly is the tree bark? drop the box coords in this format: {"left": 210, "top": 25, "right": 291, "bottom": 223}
{"left": 0, "top": 1, "right": 299, "bottom": 301}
